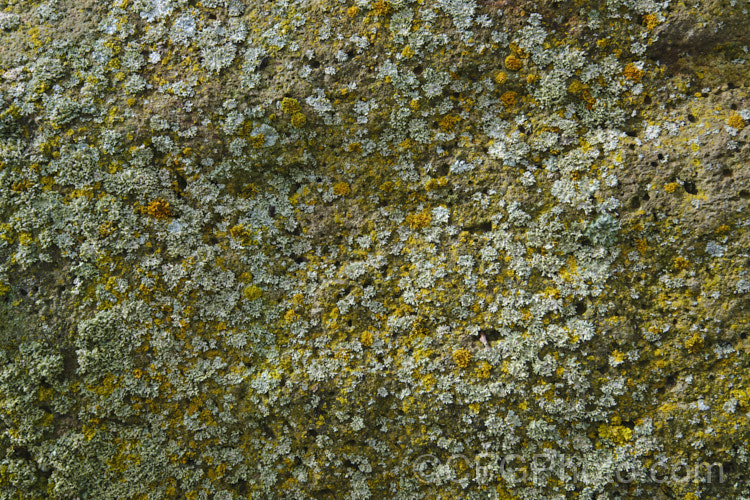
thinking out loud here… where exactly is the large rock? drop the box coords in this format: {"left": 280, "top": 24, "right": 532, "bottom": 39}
{"left": 0, "top": 0, "right": 748, "bottom": 498}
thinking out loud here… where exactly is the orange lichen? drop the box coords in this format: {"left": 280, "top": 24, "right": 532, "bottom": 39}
{"left": 501, "top": 90, "right": 518, "bottom": 107}
{"left": 145, "top": 199, "right": 172, "bottom": 219}
{"left": 504, "top": 54, "right": 522, "bottom": 71}
{"left": 623, "top": 63, "right": 645, "bottom": 83}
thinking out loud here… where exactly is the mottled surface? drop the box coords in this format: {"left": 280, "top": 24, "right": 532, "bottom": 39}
{"left": 0, "top": 0, "right": 749, "bottom": 498}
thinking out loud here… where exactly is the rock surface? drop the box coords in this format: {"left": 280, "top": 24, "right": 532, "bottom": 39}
{"left": 0, "top": 0, "right": 748, "bottom": 498}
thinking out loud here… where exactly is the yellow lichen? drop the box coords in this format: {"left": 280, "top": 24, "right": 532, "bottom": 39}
{"left": 684, "top": 332, "right": 704, "bottom": 353}
{"left": 360, "top": 331, "right": 373, "bottom": 347}
{"left": 643, "top": 13, "right": 659, "bottom": 30}
{"left": 598, "top": 420, "right": 633, "bottom": 444}
{"left": 636, "top": 237, "right": 648, "bottom": 255}
{"left": 727, "top": 114, "right": 746, "bottom": 130}
{"left": 280, "top": 97, "right": 301, "bottom": 114}
{"left": 401, "top": 45, "right": 415, "bottom": 59}
{"left": 405, "top": 210, "right": 431, "bottom": 229}
{"left": 243, "top": 285, "right": 263, "bottom": 301}
{"left": 379, "top": 181, "right": 394, "bottom": 192}
{"left": 475, "top": 361, "right": 492, "bottom": 379}
{"left": 333, "top": 182, "right": 351, "bottom": 196}
{"left": 249, "top": 134, "right": 266, "bottom": 149}
{"left": 290, "top": 112, "right": 306, "bottom": 128}
{"left": 673, "top": 256, "right": 690, "bottom": 270}
{"left": 568, "top": 80, "right": 585, "bottom": 94}
{"left": 438, "top": 114, "right": 460, "bottom": 131}
{"left": 453, "top": 348, "right": 472, "bottom": 368}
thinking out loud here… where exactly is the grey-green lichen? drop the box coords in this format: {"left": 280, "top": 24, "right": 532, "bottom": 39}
{"left": 1, "top": 0, "right": 749, "bottom": 498}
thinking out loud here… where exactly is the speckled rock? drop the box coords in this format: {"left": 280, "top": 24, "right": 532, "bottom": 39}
{"left": 0, "top": 0, "right": 748, "bottom": 499}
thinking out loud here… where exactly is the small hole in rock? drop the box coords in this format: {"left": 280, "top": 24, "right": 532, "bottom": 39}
{"left": 739, "top": 189, "right": 750, "bottom": 199}
{"left": 722, "top": 168, "right": 733, "bottom": 178}
{"left": 687, "top": 114, "right": 696, "bottom": 122}
{"left": 684, "top": 181, "right": 697, "bottom": 195}
{"left": 465, "top": 221, "right": 492, "bottom": 234}
{"left": 642, "top": 192, "right": 650, "bottom": 201}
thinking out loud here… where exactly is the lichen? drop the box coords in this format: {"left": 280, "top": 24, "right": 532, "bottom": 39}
{"left": 1, "top": 0, "right": 749, "bottom": 498}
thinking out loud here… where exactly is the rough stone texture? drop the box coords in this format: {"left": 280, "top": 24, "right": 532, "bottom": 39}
{"left": 0, "top": 0, "right": 749, "bottom": 498}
